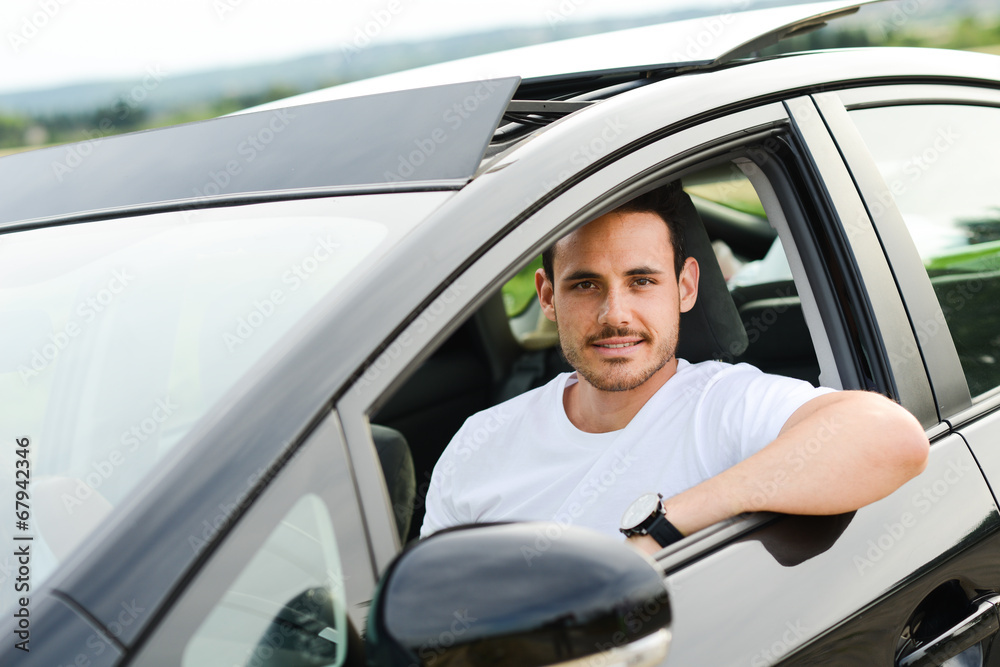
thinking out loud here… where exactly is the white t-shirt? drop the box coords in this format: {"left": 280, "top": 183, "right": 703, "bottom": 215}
{"left": 420, "top": 359, "right": 835, "bottom": 539}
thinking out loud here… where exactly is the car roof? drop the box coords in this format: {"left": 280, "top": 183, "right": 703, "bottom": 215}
{"left": 243, "top": 0, "right": 885, "bottom": 111}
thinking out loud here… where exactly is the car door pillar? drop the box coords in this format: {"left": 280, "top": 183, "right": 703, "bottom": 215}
{"left": 811, "top": 91, "right": 971, "bottom": 419}
{"left": 785, "top": 95, "right": 938, "bottom": 426}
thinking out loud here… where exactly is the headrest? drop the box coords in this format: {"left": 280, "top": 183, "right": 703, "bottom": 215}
{"left": 372, "top": 424, "right": 415, "bottom": 543}
{"left": 675, "top": 191, "right": 749, "bottom": 361}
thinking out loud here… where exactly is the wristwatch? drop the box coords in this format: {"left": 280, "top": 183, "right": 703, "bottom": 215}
{"left": 619, "top": 492, "right": 685, "bottom": 548}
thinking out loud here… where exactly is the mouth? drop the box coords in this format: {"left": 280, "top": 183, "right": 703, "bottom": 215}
{"left": 591, "top": 337, "right": 645, "bottom": 356}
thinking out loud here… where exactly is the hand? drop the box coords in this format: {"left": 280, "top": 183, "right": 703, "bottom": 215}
{"left": 625, "top": 533, "right": 661, "bottom": 556}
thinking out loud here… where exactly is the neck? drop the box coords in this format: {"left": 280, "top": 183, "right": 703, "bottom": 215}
{"left": 564, "top": 357, "right": 679, "bottom": 433}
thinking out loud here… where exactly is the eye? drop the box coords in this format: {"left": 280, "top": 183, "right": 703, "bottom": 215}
{"left": 632, "top": 277, "right": 654, "bottom": 286}
{"left": 573, "top": 280, "right": 596, "bottom": 290}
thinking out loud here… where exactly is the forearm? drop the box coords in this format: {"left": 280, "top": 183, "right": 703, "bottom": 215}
{"left": 661, "top": 391, "right": 930, "bottom": 537}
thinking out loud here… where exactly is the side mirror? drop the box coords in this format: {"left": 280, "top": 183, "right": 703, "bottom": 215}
{"left": 366, "top": 522, "right": 672, "bottom": 667}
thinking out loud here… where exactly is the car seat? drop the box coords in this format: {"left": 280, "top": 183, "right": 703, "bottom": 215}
{"left": 372, "top": 424, "right": 415, "bottom": 544}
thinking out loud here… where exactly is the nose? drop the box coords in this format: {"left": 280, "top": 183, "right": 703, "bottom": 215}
{"left": 598, "top": 285, "right": 630, "bottom": 328}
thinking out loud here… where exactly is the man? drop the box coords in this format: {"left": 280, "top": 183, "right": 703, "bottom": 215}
{"left": 420, "top": 183, "right": 929, "bottom": 554}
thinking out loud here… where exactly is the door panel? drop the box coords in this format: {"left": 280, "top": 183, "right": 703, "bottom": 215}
{"left": 660, "top": 435, "right": 1000, "bottom": 666}
{"left": 957, "top": 406, "right": 1000, "bottom": 517}
{"left": 788, "top": 533, "right": 1000, "bottom": 666}
{"left": 779, "top": 85, "right": 1000, "bottom": 666}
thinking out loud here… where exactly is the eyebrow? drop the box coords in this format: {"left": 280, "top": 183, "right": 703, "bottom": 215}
{"left": 625, "top": 266, "right": 663, "bottom": 277}
{"left": 562, "top": 266, "right": 664, "bottom": 282}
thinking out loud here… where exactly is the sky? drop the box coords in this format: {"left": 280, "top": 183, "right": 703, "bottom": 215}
{"left": 0, "top": 0, "right": 730, "bottom": 94}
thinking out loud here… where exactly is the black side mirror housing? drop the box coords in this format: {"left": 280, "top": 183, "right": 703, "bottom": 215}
{"left": 366, "top": 522, "right": 672, "bottom": 667}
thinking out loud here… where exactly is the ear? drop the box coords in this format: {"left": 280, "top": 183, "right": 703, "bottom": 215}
{"left": 535, "top": 268, "right": 556, "bottom": 322}
{"left": 678, "top": 257, "right": 699, "bottom": 313}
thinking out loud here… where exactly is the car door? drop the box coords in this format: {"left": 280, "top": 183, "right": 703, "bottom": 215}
{"left": 334, "top": 52, "right": 1000, "bottom": 666}
{"left": 645, "top": 87, "right": 1000, "bottom": 667}
{"left": 803, "top": 83, "right": 1000, "bottom": 666}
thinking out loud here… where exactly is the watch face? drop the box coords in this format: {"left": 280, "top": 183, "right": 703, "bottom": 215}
{"left": 621, "top": 492, "right": 661, "bottom": 530}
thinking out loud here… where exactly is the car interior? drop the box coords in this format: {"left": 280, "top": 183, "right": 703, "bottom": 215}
{"left": 369, "top": 161, "right": 823, "bottom": 544}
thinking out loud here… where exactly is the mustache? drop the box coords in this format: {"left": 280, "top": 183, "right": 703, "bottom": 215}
{"left": 585, "top": 327, "right": 650, "bottom": 345}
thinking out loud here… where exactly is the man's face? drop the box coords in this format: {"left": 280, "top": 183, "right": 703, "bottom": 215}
{"left": 535, "top": 210, "right": 698, "bottom": 392}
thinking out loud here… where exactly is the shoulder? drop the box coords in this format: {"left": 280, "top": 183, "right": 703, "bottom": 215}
{"left": 667, "top": 359, "right": 757, "bottom": 397}
{"left": 452, "top": 371, "right": 572, "bottom": 438}
{"left": 673, "top": 360, "right": 836, "bottom": 413}
{"left": 677, "top": 359, "right": 824, "bottom": 390}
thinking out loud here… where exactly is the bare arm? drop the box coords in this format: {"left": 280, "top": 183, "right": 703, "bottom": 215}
{"left": 628, "top": 390, "right": 930, "bottom": 554}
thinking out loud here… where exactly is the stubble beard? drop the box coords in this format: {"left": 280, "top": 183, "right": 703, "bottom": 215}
{"left": 559, "top": 323, "right": 678, "bottom": 393}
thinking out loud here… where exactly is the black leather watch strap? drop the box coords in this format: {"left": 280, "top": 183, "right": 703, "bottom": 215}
{"left": 647, "top": 513, "right": 685, "bottom": 548}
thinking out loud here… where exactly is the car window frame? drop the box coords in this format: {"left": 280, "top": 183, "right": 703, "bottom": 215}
{"left": 823, "top": 83, "right": 1000, "bottom": 425}
{"left": 329, "top": 53, "right": 992, "bottom": 570}
{"left": 336, "top": 100, "right": 898, "bottom": 573}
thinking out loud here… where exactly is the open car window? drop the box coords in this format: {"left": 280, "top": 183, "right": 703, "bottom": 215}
{"left": 370, "top": 141, "right": 840, "bottom": 545}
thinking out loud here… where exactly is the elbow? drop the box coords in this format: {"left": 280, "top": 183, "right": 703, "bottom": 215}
{"left": 904, "top": 427, "right": 931, "bottom": 480}
{"left": 883, "top": 402, "right": 930, "bottom": 485}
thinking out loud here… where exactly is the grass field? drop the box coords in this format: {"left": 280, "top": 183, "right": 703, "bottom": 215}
{"left": 969, "top": 44, "right": 1000, "bottom": 55}
{"left": 0, "top": 145, "right": 50, "bottom": 157}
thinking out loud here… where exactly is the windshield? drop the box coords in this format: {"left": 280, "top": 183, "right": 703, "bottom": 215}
{"left": 0, "top": 192, "right": 450, "bottom": 595}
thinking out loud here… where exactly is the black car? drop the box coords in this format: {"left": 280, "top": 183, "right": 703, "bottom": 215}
{"left": 3, "top": 1, "right": 1000, "bottom": 665}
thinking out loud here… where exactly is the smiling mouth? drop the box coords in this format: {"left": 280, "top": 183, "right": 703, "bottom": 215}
{"left": 597, "top": 341, "right": 641, "bottom": 349}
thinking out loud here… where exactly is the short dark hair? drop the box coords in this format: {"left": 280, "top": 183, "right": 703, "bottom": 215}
{"left": 542, "top": 181, "right": 687, "bottom": 283}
